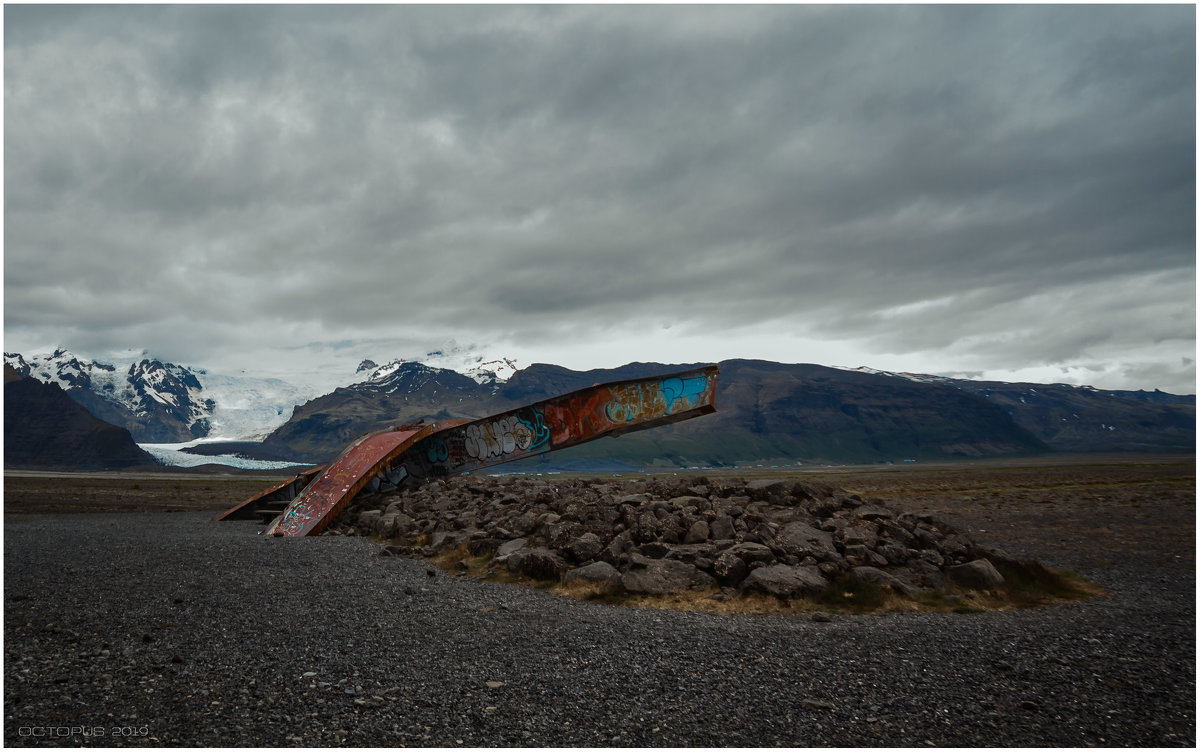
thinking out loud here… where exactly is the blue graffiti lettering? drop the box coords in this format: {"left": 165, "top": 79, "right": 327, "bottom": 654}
{"left": 661, "top": 375, "right": 708, "bottom": 413}
{"left": 521, "top": 409, "right": 551, "bottom": 449}
{"left": 426, "top": 437, "right": 449, "bottom": 463}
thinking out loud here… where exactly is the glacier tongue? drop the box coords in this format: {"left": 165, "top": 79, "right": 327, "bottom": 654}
{"left": 191, "top": 371, "right": 326, "bottom": 440}
{"left": 139, "top": 439, "right": 307, "bottom": 470}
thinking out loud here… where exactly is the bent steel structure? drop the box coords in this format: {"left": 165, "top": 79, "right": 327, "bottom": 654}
{"left": 222, "top": 365, "right": 719, "bottom": 538}
{"left": 211, "top": 465, "right": 325, "bottom": 523}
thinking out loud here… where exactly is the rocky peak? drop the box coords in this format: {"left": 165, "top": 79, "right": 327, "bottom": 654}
{"left": 4, "top": 352, "right": 30, "bottom": 378}
{"left": 125, "top": 359, "right": 213, "bottom": 434}
{"left": 128, "top": 358, "right": 203, "bottom": 396}
{"left": 357, "top": 360, "right": 481, "bottom": 396}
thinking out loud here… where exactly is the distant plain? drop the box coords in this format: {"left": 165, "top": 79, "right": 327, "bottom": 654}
{"left": 5, "top": 454, "right": 1193, "bottom": 571}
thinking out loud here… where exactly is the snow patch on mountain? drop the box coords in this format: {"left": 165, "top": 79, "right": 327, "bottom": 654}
{"left": 835, "top": 365, "right": 957, "bottom": 385}
{"left": 834, "top": 365, "right": 1116, "bottom": 394}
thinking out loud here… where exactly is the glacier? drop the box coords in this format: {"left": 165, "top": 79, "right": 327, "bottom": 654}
{"left": 139, "top": 438, "right": 308, "bottom": 470}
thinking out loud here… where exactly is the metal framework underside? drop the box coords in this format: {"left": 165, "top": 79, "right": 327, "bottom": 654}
{"left": 210, "top": 465, "right": 326, "bottom": 523}
{"left": 219, "top": 364, "right": 719, "bottom": 538}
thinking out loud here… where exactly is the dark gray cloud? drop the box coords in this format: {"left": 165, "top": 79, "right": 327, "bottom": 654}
{"left": 4, "top": 5, "right": 1194, "bottom": 392}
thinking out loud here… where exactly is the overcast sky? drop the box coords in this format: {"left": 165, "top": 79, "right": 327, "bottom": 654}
{"left": 4, "top": 5, "right": 1196, "bottom": 393}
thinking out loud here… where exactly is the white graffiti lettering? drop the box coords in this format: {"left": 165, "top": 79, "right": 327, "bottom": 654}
{"left": 464, "top": 415, "right": 535, "bottom": 460}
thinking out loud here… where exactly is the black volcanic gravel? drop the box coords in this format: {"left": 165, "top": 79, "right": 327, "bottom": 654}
{"left": 4, "top": 510, "right": 1194, "bottom": 747}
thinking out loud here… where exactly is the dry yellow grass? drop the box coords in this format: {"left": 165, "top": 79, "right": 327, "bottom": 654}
{"left": 440, "top": 550, "right": 1100, "bottom": 616}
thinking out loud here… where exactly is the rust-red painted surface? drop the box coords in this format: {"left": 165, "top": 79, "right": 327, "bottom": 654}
{"left": 262, "top": 426, "right": 433, "bottom": 537}
{"left": 252, "top": 364, "right": 719, "bottom": 538}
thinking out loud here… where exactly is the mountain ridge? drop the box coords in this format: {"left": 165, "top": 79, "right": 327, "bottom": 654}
{"left": 6, "top": 349, "right": 1193, "bottom": 469}
{"left": 260, "top": 358, "right": 1193, "bottom": 467}
{"left": 839, "top": 367, "right": 1195, "bottom": 452}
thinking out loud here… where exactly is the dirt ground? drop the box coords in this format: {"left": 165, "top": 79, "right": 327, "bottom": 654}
{"left": 2, "top": 471, "right": 295, "bottom": 516}
{"left": 4, "top": 455, "right": 1194, "bottom": 569}
{"left": 804, "top": 454, "right": 1195, "bottom": 570}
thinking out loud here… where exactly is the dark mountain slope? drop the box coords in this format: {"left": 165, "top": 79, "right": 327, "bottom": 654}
{"left": 4, "top": 365, "right": 159, "bottom": 470}
{"left": 530, "top": 360, "right": 1049, "bottom": 468}
{"left": 708, "top": 360, "right": 1048, "bottom": 460}
{"left": 932, "top": 378, "right": 1195, "bottom": 453}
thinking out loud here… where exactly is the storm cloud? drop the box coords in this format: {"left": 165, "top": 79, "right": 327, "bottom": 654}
{"left": 4, "top": 5, "right": 1195, "bottom": 392}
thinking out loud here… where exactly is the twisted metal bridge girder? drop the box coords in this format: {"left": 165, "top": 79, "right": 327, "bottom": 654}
{"left": 220, "top": 364, "right": 719, "bottom": 538}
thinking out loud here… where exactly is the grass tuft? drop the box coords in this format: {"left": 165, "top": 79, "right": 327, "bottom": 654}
{"left": 480, "top": 569, "right": 524, "bottom": 586}
{"left": 992, "top": 560, "right": 1102, "bottom": 606}
{"left": 431, "top": 544, "right": 494, "bottom": 574}
{"left": 814, "top": 573, "right": 887, "bottom": 612}
{"left": 624, "top": 589, "right": 796, "bottom": 615}
{"left": 554, "top": 579, "right": 628, "bottom": 604}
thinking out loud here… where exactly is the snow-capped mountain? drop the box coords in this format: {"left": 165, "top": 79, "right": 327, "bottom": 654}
{"left": 4, "top": 348, "right": 330, "bottom": 443}
{"left": 5, "top": 349, "right": 123, "bottom": 393}
{"left": 128, "top": 358, "right": 215, "bottom": 436}
{"left": 467, "top": 357, "right": 519, "bottom": 384}
{"left": 357, "top": 349, "right": 519, "bottom": 388}
{"left": 351, "top": 360, "right": 483, "bottom": 399}
{"left": 261, "top": 358, "right": 523, "bottom": 460}
{"left": 5, "top": 346, "right": 521, "bottom": 444}
{"left": 5, "top": 349, "right": 214, "bottom": 443}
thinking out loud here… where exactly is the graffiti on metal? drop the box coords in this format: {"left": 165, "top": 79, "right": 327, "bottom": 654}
{"left": 234, "top": 364, "right": 718, "bottom": 538}
{"left": 402, "top": 365, "right": 719, "bottom": 482}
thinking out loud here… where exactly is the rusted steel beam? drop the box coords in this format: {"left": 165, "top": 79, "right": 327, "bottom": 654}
{"left": 210, "top": 465, "right": 324, "bottom": 521}
{"left": 262, "top": 424, "right": 445, "bottom": 538}
{"left": 255, "top": 364, "right": 718, "bottom": 538}
{"left": 400, "top": 364, "right": 719, "bottom": 482}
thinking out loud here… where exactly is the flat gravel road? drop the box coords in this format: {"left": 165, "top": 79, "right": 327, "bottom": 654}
{"left": 5, "top": 508, "right": 1194, "bottom": 747}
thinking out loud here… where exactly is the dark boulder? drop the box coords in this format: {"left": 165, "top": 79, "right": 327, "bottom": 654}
{"left": 622, "top": 559, "right": 717, "bottom": 595}
{"left": 741, "top": 565, "right": 828, "bottom": 597}
{"left": 563, "top": 561, "right": 623, "bottom": 590}
{"left": 851, "top": 566, "right": 922, "bottom": 597}
{"left": 517, "top": 548, "right": 569, "bottom": 582}
{"left": 947, "top": 559, "right": 1005, "bottom": 590}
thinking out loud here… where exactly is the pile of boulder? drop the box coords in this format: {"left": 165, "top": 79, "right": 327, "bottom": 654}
{"left": 331, "top": 474, "right": 1026, "bottom": 600}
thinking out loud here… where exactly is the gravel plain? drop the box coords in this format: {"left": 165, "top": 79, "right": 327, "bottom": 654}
{"left": 4, "top": 465, "right": 1195, "bottom": 747}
